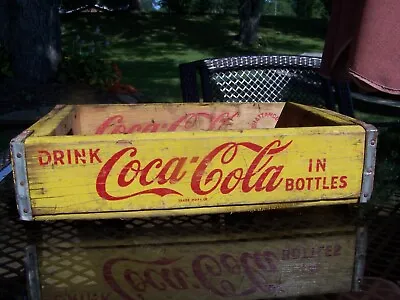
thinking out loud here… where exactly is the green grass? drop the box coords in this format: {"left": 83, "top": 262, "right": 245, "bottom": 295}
{"left": 60, "top": 12, "right": 327, "bottom": 102}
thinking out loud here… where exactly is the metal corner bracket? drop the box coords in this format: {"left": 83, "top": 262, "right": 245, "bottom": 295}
{"left": 351, "top": 225, "right": 368, "bottom": 291}
{"left": 353, "top": 121, "right": 378, "bottom": 204}
{"left": 10, "top": 129, "right": 34, "bottom": 221}
{"left": 25, "top": 245, "right": 42, "bottom": 300}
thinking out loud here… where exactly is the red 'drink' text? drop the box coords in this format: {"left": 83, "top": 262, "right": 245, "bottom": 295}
{"left": 38, "top": 149, "right": 102, "bottom": 166}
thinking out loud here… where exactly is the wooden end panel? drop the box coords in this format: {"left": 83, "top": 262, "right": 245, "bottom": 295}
{"left": 74, "top": 102, "right": 285, "bottom": 135}
{"left": 29, "top": 105, "right": 77, "bottom": 137}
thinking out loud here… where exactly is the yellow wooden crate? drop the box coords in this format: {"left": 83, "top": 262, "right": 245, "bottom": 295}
{"left": 25, "top": 207, "right": 366, "bottom": 299}
{"left": 10, "top": 102, "right": 377, "bottom": 221}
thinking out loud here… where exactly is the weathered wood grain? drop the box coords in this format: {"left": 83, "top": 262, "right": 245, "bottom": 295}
{"left": 11, "top": 102, "right": 369, "bottom": 220}
{"left": 24, "top": 125, "right": 365, "bottom": 219}
{"left": 29, "top": 105, "right": 76, "bottom": 137}
{"left": 276, "top": 102, "right": 353, "bottom": 128}
{"left": 74, "top": 102, "right": 285, "bottom": 135}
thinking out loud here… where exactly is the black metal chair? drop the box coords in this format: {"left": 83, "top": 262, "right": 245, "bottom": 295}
{"left": 179, "top": 55, "right": 354, "bottom": 117}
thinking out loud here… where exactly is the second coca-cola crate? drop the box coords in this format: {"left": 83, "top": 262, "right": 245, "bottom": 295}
{"left": 10, "top": 102, "right": 377, "bottom": 221}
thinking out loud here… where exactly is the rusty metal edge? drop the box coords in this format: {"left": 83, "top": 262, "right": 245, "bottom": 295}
{"left": 25, "top": 245, "right": 42, "bottom": 300}
{"left": 10, "top": 129, "right": 34, "bottom": 221}
{"left": 352, "top": 225, "right": 368, "bottom": 291}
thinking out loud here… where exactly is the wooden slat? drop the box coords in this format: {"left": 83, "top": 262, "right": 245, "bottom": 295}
{"left": 32, "top": 199, "right": 359, "bottom": 221}
{"left": 276, "top": 102, "right": 355, "bottom": 128}
{"left": 24, "top": 125, "right": 365, "bottom": 219}
{"left": 29, "top": 105, "right": 76, "bottom": 137}
{"left": 74, "top": 102, "right": 286, "bottom": 135}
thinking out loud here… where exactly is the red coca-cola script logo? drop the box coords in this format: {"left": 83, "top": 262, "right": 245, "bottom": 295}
{"left": 95, "top": 112, "right": 240, "bottom": 134}
{"left": 95, "top": 140, "right": 292, "bottom": 201}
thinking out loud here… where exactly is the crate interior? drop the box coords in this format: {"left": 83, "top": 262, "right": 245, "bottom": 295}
{"left": 33, "top": 102, "right": 354, "bottom": 137}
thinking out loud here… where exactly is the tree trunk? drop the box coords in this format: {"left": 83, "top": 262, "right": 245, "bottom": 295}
{"left": 238, "top": 0, "right": 262, "bottom": 46}
{"left": 6, "top": 0, "right": 61, "bottom": 86}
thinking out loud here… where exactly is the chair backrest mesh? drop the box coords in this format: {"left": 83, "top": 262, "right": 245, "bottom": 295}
{"left": 203, "top": 55, "right": 327, "bottom": 108}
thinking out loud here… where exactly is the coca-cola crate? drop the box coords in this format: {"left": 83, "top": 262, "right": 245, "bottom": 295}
{"left": 10, "top": 102, "right": 377, "bottom": 221}
{"left": 25, "top": 206, "right": 366, "bottom": 299}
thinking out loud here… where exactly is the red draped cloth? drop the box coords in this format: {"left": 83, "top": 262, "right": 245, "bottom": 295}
{"left": 320, "top": 0, "right": 400, "bottom": 94}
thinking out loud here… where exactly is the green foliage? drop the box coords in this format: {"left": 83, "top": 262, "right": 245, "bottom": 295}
{"left": 157, "top": 0, "right": 237, "bottom": 14}
{"left": 192, "top": 0, "right": 211, "bottom": 13}
{"left": 60, "top": 0, "right": 329, "bottom": 16}
{"left": 56, "top": 28, "right": 118, "bottom": 88}
{"left": 264, "top": 0, "right": 329, "bottom": 18}
{"left": 319, "top": 0, "right": 331, "bottom": 15}
{"left": 215, "top": 0, "right": 238, "bottom": 13}
{"left": 158, "top": 0, "right": 192, "bottom": 13}
{"left": 291, "top": 0, "right": 315, "bottom": 18}
{"left": 264, "top": 0, "right": 295, "bottom": 16}
{"left": 311, "top": 0, "right": 330, "bottom": 18}
{"left": 0, "top": 43, "right": 13, "bottom": 79}
{"left": 60, "top": 0, "right": 97, "bottom": 10}
{"left": 98, "top": 0, "right": 130, "bottom": 9}
{"left": 60, "top": 13, "right": 326, "bottom": 102}
{"left": 142, "top": 0, "right": 156, "bottom": 11}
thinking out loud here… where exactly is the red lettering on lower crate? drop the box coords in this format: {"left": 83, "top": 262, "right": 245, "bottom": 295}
{"left": 281, "top": 243, "right": 342, "bottom": 260}
{"left": 103, "top": 250, "right": 283, "bottom": 300}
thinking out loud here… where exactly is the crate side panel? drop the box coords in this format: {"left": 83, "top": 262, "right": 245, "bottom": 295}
{"left": 31, "top": 105, "right": 76, "bottom": 137}
{"left": 11, "top": 105, "right": 71, "bottom": 139}
{"left": 76, "top": 102, "right": 285, "bottom": 135}
{"left": 289, "top": 102, "right": 358, "bottom": 124}
{"left": 32, "top": 199, "right": 359, "bottom": 221}
{"left": 24, "top": 126, "right": 365, "bottom": 217}
{"left": 276, "top": 102, "right": 353, "bottom": 128}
